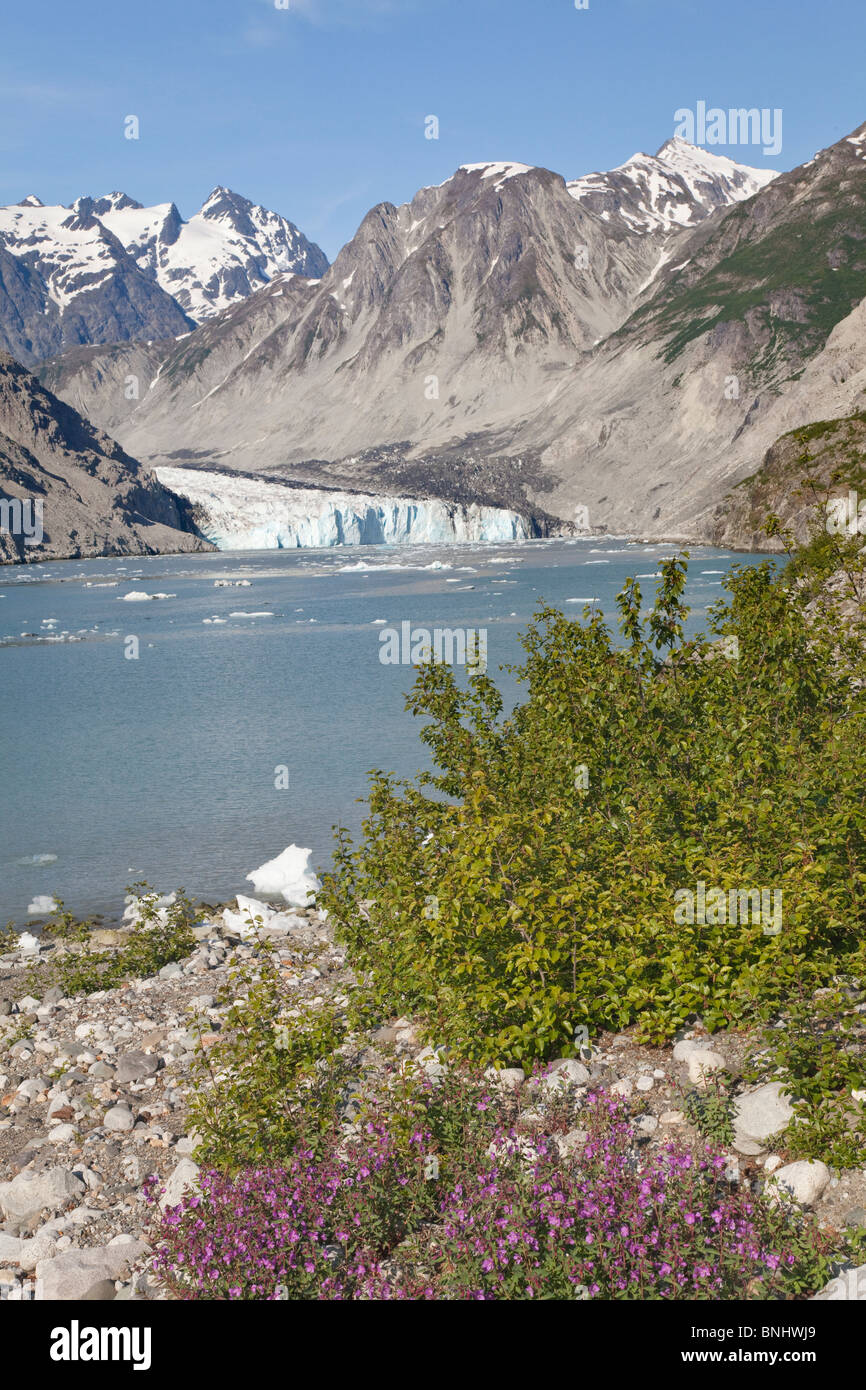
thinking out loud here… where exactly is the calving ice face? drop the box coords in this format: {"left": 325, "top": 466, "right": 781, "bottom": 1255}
{"left": 49, "top": 1321, "right": 152, "bottom": 1371}
{"left": 378, "top": 621, "right": 488, "bottom": 673}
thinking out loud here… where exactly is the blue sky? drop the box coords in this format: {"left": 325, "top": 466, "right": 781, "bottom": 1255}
{"left": 1, "top": 0, "right": 864, "bottom": 258}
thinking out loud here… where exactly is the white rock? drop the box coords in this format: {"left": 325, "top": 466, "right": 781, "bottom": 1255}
{"left": 673, "top": 1038, "right": 713, "bottom": 1062}
{"left": 769, "top": 1160, "right": 831, "bottom": 1207}
{"left": 540, "top": 1059, "right": 590, "bottom": 1093}
{"left": 103, "top": 1106, "right": 135, "bottom": 1133}
{"left": 764, "top": 1155, "right": 783, "bottom": 1173}
{"left": 687, "top": 1050, "right": 728, "bottom": 1085}
{"left": 484, "top": 1067, "right": 525, "bottom": 1090}
{"left": 734, "top": 1082, "right": 794, "bottom": 1144}
{"left": 610, "top": 1078, "right": 633, "bottom": 1098}
{"left": 159, "top": 1159, "right": 200, "bottom": 1212}
{"left": 811, "top": 1263, "right": 866, "bottom": 1301}
{"left": 15, "top": 1077, "right": 47, "bottom": 1100}
{"left": 47, "top": 1124, "right": 78, "bottom": 1145}
{"left": 636, "top": 1076, "right": 654, "bottom": 1092}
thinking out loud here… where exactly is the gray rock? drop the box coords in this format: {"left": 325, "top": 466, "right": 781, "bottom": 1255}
{"left": 158, "top": 963, "right": 183, "bottom": 981}
{"left": 87, "top": 1062, "right": 115, "bottom": 1080}
{"left": 0, "top": 1232, "right": 22, "bottom": 1263}
{"left": 36, "top": 1240, "right": 149, "bottom": 1301}
{"left": 0, "top": 1167, "right": 85, "bottom": 1223}
{"left": 554, "top": 1128, "right": 589, "bottom": 1158}
{"left": 845, "top": 1207, "right": 866, "bottom": 1228}
{"left": 733, "top": 1082, "right": 793, "bottom": 1144}
{"left": 733, "top": 1133, "right": 767, "bottom": 1157}
{"left": 541, "top": 1059, "right": 590, "bottom": 1093}
{"left": 80, "top": 1279, "right": 116, "bottom": 1301}
{"left": 115, "top": 1051, "right": 161, "bottom": 1084}
{"left": 103, "top": 1106, "right": 135, "bottom": 1133}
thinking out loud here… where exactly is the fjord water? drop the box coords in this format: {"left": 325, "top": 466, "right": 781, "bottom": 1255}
{"left": 0, "top": 538, "right": 772, "bottom": 927}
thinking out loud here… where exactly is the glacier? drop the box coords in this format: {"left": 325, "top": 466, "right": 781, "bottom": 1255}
{"left": 156, "top": 467, "right": 529, "bottom": 549}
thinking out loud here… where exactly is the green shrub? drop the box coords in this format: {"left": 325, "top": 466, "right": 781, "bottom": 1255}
{"left": 186, "top": 936, "right": 351, "bottom": 1170}
{"left": 320, "top": 552, "right": 866, "bottom": 1066}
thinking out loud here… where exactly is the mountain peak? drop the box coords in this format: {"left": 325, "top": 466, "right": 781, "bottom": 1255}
{"left": 17, "top": 194, "right": 43, "bottom": 208}
{"left": 93, "top": 192, "right": 144, "bottom": 215}
{"left": 567, "top": 137, "right": 778, "bottom": 235}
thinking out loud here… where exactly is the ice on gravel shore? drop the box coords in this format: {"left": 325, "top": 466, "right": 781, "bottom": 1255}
{"left": 123, "top": 890, "right": 177, "bottom": 926}
{"left": 222, "top": 894, "right": 307, "bottom": 938}
{"left": 246, "top": 844, "right": 321, "bottom": 907}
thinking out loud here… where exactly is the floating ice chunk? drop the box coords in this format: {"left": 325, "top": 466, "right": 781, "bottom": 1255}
{"left": 371, "top": 619, "right": 388, "bottom": 625}
{"left": 16, "top": 853, "right": 58, "bottom": 866}
{"left": 119, "top": 591, "right": 175, "bottom": 601}
{"left": 246, "top": 844, "right": 320, "bottom": 907}
{"left": 27, "top": 895, "right": 56, "bottom": 915}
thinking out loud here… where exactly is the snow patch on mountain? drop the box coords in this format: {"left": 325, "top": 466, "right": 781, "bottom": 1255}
{"left": 156, "top": 468, "right": 529, "bottom": 549}
{"left": 0, "top": 187, "right": 329, "bottom": 330}
{"left": 567, "top": 137, "right": 778, "bottom": 235}
{"left": 100, "top": 186, "right": 329, "bottom": 320}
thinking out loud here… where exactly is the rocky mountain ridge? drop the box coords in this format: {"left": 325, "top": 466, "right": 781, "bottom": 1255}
{"left": 0, "top": 352, "right": 211, "bottom": 563}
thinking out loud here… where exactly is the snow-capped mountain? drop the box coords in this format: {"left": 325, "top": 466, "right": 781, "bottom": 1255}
{"left": 97, "top": 186, "right": 329, "bottom": 320}
{"left": 43, "top": 121, "right": 866, "bottom": 546}
{"left": 0, "top": 188, "right": 328, "bottom": 364}
{"left": 0, "top": 195, "right": 193, "bottom": 364}
{"left": 567, "top": 137, "right": 778, "bottom": 234}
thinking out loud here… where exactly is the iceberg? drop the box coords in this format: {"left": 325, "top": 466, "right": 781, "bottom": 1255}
{"left": 246, "top": 844, "right": 321, "bottom": 907}
{"left": 27, "top": 895, "right": 56, "bottom": 915}
{"left": 156, "top": 467, "right": 530, "bottom": 551}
